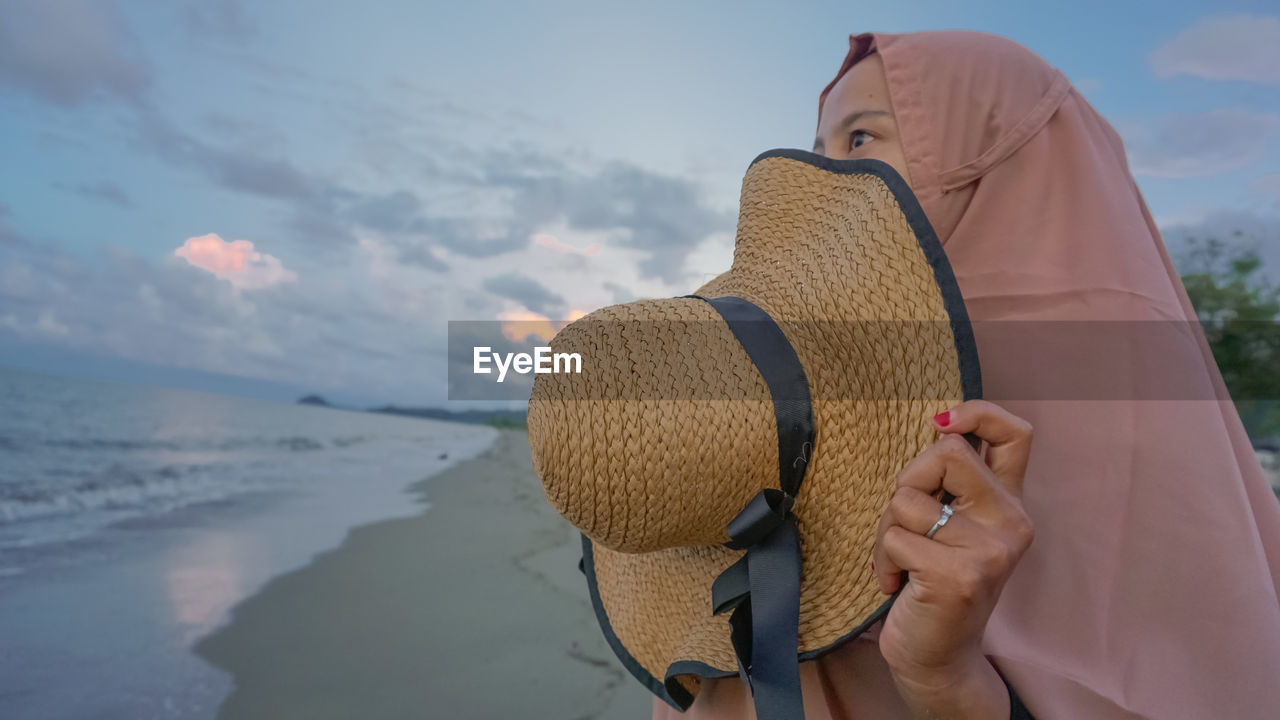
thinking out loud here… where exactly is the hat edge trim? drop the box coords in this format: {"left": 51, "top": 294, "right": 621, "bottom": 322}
{"left": 747, "top": 148, "right": 907, "bottom": 188}
{"left": 579, "top": 532, "right": 901, "bottom": 711}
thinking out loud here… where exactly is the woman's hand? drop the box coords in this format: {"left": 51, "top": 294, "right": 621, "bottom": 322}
{"left": 872, "top": 399, "right": 1036, "bottom": 719}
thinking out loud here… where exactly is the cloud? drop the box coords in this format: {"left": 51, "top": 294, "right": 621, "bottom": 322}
{"left": 295, "top": 143, "right": 730, "bottom": 285}
{"left": 496, "top": 309, "right": 560, "bottom": 344}
{"left": 0, "top": 237, "right": 472, "bottom": 403}
{"left": 1150, "top": 14, "right": 1280, "bottom": 86}
{"left": 35, "top": 309, "right": 70, "bottom": 336}
{"left": 479, "top": 150, "right": 733, "bottom": 283}
{"left": 54, "top": 179, "right": 132, "bottom": 207}
{"left": 287, "top": 210, "right": 361, "bottom": 250}
{"left": 174, "top": 233, "right": 298, "bottom": 290}
{"left": 183, "top": 0, "right": 255, "bottom": 44}
{"left": 348, "top": 190, "right": 426, "bottom": 234}
{"left": 392, "top": 242, "right": 449, "bottom": 273}
{"left": 0, "top": 0, "right": 313, "bottom": 217}
{"left": 1, "top": 242, "right": 243, "bottom": 359}
{"left": 1072, "top": 77, "right": 1103, "bottom": 94}
{"left": 601, "top": 281, "right": 635, "bottom": 304}
{"left": 210, "top": 152, "right": 316, "bottom": 201}
{"left": 134, "top": 107, "right": 699, "bottom": 291}
{"left": 533, "top": 232, "right": 601, "bottom": 256}
{"left": 4, "top": 0, "right": 726, "bottom": 286}
{"left": 1251, "top": 174, "right": 1280, "bottom": 209}
{"left": 409, "top": 215, "right": 529, "bottom": 257}
{"left": 131, "top": 105, "right": 327, "bottom": 206}
{"left": 128, "top": 107, "right": 375, "bottom": 258}
{"left": 0, "top": 203, "right": 24, "bottom": 245}
{"left": 1123, "top": 109, "right": 1280, "bottom": 178}
{"left": 0, "top": 0, "right": 735, "bottom": 401}
{"left": 482, "top": 272, "right": 566, "bottom": 317}
{"left": 0, "top": 0, "right": 151, "bottom": 107}
{"left": 201, "top": 110, "right": 286, "bottom": 148}
{"left": 494, "top": 308, "right": 587, "bottom": 344}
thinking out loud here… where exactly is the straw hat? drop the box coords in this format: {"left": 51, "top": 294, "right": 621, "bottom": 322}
{"left": 526, "top": 148, "right": 981, "bottom": 716}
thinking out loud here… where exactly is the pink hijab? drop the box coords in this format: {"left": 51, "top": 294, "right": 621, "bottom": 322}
{"left": 655, "top": 30, "right": 1280, "bottom": 719}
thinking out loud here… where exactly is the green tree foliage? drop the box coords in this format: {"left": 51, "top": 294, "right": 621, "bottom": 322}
{"left": 1180, "top": 232, "right": 1280, "bottom": 440}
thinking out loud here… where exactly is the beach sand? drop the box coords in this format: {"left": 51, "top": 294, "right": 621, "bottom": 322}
{"left": 193, "top": 429, "right": 652, "bottom": 719}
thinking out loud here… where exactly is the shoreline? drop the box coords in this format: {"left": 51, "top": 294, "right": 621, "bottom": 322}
{"left": 193, "top": 428, "right": 650, "bottom": 719}
{"left": 0, "top": 414, "right": 498, "bottom": 720}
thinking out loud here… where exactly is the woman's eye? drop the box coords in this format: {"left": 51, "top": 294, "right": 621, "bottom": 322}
{"left": 850, "top": 130, "right": 873, "bottom": 149}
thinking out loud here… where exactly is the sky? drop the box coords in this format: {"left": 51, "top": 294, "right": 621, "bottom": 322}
{"left": 1, "top": 0, "right": 1278, "bottom": 407}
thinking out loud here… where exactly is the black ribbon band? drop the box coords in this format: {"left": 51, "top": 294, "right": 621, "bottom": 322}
{"left": 686, "top": 294, "right": 815, "bottom": 720}
{"left": 711, "top": 489, "right": 804, "bottom": 714}
{"left": 723, "top": 488, "right": 794, "bottom": 551}
{"left": 685, "top": 295, "right": 815, "bottom": 496}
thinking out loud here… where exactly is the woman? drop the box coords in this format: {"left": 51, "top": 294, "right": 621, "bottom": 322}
{"left": 653, "top": 30, "right": 1280, "bottom": 719}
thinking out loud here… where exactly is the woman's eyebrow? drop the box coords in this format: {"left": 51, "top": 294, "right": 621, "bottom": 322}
{"left": 812, "top": 109, "right": 893, "bottom": 152}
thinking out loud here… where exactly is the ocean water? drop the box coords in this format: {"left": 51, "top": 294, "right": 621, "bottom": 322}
{"left": 0, "top": 366, "right": 492, "bottom": 562}
{"left": 0, "top": 365, "right": 500, "bottom": 718}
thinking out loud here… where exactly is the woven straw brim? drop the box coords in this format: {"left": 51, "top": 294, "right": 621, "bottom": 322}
{"left": 529, "top": 150, "right": 981, "bottom": 708}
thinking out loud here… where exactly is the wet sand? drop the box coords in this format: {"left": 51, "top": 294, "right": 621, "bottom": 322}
{"left": 194, "top": 429, "right": 651, "bottom": 719}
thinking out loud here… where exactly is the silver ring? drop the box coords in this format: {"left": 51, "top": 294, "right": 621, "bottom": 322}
{"left": 925, "top": 503, "right": 954, "bottom": 539}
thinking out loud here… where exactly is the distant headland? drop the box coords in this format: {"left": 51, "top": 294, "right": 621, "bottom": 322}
{"left": 296, "top": 395, "right": 526, "bottom": 428}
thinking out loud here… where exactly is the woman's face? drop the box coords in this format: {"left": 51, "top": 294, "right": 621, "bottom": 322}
{"left": 813, "top": 53, "right": 913, "bottom": 188}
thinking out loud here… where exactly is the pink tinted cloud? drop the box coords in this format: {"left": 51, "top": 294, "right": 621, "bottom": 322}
{"left": 174, "top": 233, "right": 297, "bottom": 290}
{"left": 498, "top": 307, "right": 589, "bottom": 343}
{"left": 532, "top": 232, "right": 601, "bottom": 256}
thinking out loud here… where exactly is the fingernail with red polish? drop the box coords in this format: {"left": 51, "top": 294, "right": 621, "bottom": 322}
{"left": 933, "top": 411, "right": 950, "bottom": 427}
{"left": 871, "top": 561, "right": 876, "bottom": 571}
